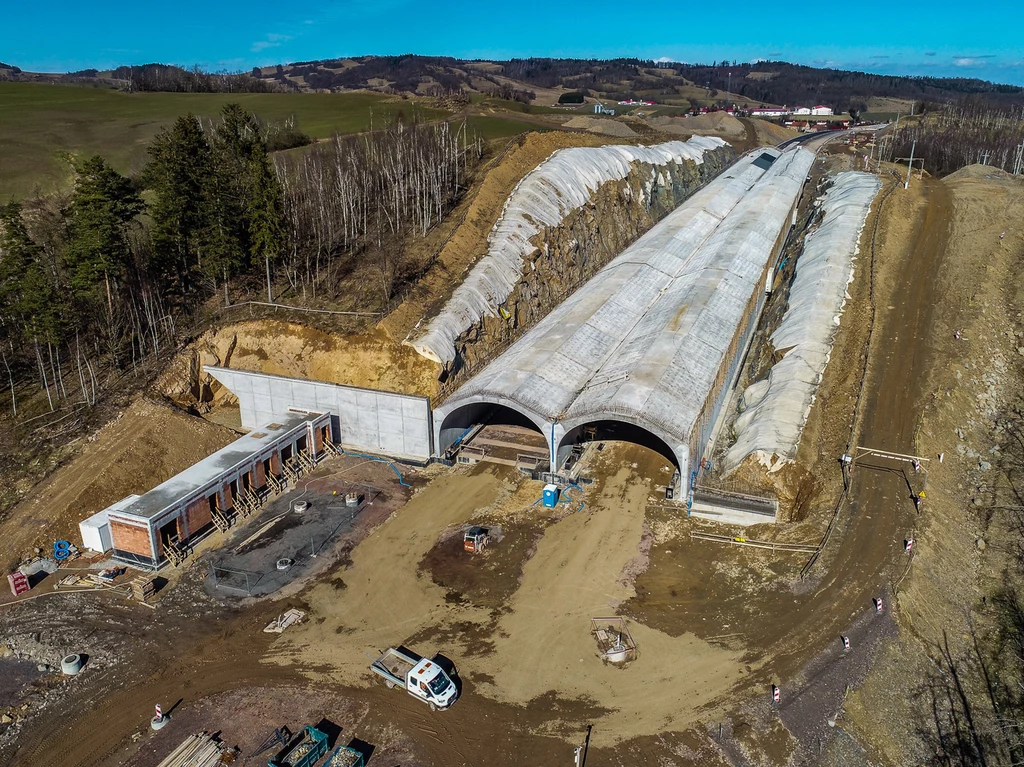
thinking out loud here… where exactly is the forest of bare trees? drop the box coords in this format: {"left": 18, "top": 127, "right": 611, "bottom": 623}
{"left": 886, "top": 99, "right": 1024, "bottom": 177}
{"left": 275, "top": 121, "right": 478, "bottom": 307}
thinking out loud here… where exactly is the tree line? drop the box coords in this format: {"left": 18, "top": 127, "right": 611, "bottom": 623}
{"left": 110, "top": 63, "right": 281, "bottom": 93}
{"left": 885, "top": 99, "right": 1024, "bottom": 177}
{"left": 0, "top": 105, "right": 477, "bottom": 417}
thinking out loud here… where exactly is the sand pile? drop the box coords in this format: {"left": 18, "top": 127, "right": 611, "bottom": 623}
{"left": 649, "top": 112, "right": 747, "bottom": 138}
{"left": 562, "top": 116, "right": 638, "bottom": 137}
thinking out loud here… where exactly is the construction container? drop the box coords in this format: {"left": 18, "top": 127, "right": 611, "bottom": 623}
{"left": 542, "top": 484, "right": 560, "bottom": 508}
{"left": 323, "top": 744, "right": 365, "bottom": 767}
{"left": 269, "top": 726, "right": 329, "bottom": 767}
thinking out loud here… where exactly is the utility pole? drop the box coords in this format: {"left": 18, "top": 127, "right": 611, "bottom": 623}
{"left": 909, "top": 141, "right": 917, "bottom": 189}
{"left": 896, "top": 142, "right": 924, "bottom": 188}
{"left": 727, "top": 71, "right": 732, "bottom": 107}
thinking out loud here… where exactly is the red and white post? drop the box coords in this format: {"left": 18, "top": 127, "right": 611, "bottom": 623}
{"left": 151, "top": 702, "right": 167, "bottom": 730}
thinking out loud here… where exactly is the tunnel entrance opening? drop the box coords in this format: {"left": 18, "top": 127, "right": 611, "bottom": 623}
{"left": 558, "top": 420, "right": 680, "bottom": 496}
{"left": 438, "top": 403, "right": 549, "bottom": 470}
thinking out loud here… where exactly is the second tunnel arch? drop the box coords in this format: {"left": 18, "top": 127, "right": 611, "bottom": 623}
{"left": 556, "top": 417, "right": 684, "bottom": 493}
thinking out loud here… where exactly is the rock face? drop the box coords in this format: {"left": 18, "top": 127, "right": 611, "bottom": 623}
{"left": 429, "top": 141, "right": 736, "bottom": 392}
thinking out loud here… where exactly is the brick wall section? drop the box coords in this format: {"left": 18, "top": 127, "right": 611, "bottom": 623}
{"left": 255, "top": 461, "right": 266, "bottom": 488}
{"left": 222, "top": 481, "right": 234, "bottom": 509}
{"left": 185, "top": 496, "right": 212, "bottom": 534}
{"left": 270, "top": 452, "right": 281, "bottom": 475}
{"left": 110, "top": 520, "right": 152, "bottom": 557}
{"left": 313, "top": 426, "right": 324, "bottom": 456}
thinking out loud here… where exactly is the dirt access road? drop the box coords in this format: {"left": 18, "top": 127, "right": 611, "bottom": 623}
{"left": 770, "top": 176, "right": 952, "bottom": 753}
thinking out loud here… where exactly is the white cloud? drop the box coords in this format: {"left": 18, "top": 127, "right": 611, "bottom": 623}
{"left": 251, "top": 33, "right": 291, "bottom": 53}
{"left": 953, "top": 55, "right": 996, "bottom": 67}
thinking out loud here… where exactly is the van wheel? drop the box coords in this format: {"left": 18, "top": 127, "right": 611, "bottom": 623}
{"left": 385, "top": 681, "right": 396, "bottom": 689}
{"left": 429, "top": 702, "right": 437, "bottom": 711}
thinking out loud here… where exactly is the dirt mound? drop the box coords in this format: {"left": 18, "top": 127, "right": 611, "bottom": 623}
{"left": 159, "top": 320, "right": 442, "bottom": 409}
{"left": 747, "top": 118, "right": 799, "bottom": 145}
{"left": 0, "top": 399, "right": 236, "bottom": 565}
{"left": 943, "top": 163, "right": 1023, "bottom": 182}
{"left": 649, "top": 112, "right": 747, "bottom": 138}
{"left": 379, "top": 131, "right": 616, "bottom": 343}
{"left": 562, "top": 116, "right": 638, "bottom": 137}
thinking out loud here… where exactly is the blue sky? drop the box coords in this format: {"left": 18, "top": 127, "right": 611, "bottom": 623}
{"left": 3, "top": 0, "right": 1023, "bottom": 86}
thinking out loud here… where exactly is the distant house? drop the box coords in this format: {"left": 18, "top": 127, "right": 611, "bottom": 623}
{"left": 793, "top": 106, "right": 811, "bottom": 115}
{"left": 750, "top": 107, "right": 788, "bottom": 117}
{"left": 811, "top": 105, "right": 834, "bottom": 116}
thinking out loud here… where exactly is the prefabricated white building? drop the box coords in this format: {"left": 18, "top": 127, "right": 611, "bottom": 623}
{"left": 84, "top": 410, "right": 333, "bottom": 570}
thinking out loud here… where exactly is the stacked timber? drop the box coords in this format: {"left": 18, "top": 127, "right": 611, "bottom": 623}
{"left": 157, "top": 733, "right": 232, "bottom": 767}
{"left": 130, "top": 575, "right": 156, "bottom": 603}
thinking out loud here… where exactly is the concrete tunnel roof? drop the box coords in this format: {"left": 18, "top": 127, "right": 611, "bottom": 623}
{"left": 436, "top": 146, "right": 816, "bottom": 465}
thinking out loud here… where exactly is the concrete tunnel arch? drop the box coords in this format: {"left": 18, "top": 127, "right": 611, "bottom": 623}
{"left": 557, "top": 418, "right": 683, "bottom": 491}
{"left": 434, "top": 396, "right": 555, "bottom": 465}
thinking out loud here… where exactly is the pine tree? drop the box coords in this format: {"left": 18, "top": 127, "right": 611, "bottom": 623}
{"left": 246, "top": 141, "right": 286, "bottom": 301}
{"left": 65, "top": 155, "right": 143, "bottom": 315}
{"left": 146, "top": 115, "right": 215, "bottom": 294}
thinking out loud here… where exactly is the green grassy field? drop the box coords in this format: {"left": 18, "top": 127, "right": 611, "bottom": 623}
{"left": 0, "top": 83, "right": 451, "bottom": 200}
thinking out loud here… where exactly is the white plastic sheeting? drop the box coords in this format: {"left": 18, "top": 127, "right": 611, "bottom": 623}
{"left": 411, "top": 136, "right": 728, "bottom": 364}
{"left": 436, "top": 146, "right": 817, "bottom": 481}
{"left": 723, "top": 171, "right": 882, "bottom": 473}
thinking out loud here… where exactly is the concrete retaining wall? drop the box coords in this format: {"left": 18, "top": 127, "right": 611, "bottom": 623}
{"left": 205, "top": 367, "right": 433, "bottom": 462}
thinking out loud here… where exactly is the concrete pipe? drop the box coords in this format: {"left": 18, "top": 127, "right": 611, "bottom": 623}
{"left": 60, "top": 654, "right": 83, "bottom": 676}
{"left": 345, "top": 493, "right": 359, "bottom": 507}
{"left": 276, "top": 558, "right": 294, "bottom": 571}
{"left": 293, "top": 500, "right": 309, "bottom": 514}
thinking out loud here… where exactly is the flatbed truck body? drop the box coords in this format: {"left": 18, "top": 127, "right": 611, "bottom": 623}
{"left": 370, "top": 646, "right": 458, "bottom": 710}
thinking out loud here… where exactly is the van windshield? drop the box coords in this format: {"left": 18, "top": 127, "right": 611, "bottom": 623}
{"left": 428, "top": 673, "right": 450, "bottom": 695}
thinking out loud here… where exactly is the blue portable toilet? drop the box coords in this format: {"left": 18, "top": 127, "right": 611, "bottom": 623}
{"left": 542, "top": 484, "right": 560, "bottom": 508}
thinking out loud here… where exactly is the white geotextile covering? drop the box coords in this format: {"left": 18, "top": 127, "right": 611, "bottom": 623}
{"left": 723, "top": 171, "right": 882, "bottom": 473}
{"left": 411, "top": 136, "right": 728, "bottom": 363}
{"left": 446, "top": 146, "right": 817, "bottom": 458}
